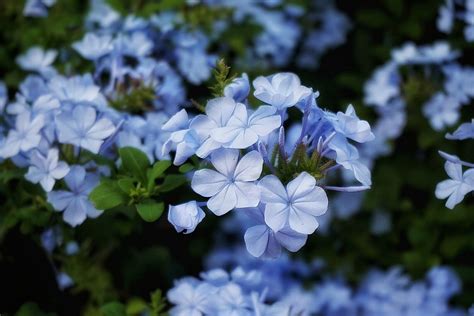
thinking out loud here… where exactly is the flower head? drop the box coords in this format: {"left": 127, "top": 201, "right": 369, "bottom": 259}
{"left": 191, "top": 149, "right": 263, "bottom": 215}
{"left": 25, "top": 148, "right": 70, "bottom": 191}
{"left": 258, "top": 172, "right": 328, "bottom": 234}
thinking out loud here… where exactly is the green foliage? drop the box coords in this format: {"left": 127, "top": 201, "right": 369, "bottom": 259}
{"left": 100, "top": 302, "right": 127, "bottom": 316}
{"left": 136, "top": 201, "right": 164, "bottom": 222}
{"left": 209, "top": 59, "right": 236, "bottom": 97}
{"left": 15, "top": 302, "right": 55, "bottom": 316}
{"left": 109, "top": 82, "right": 156, "bottom": 114}
{"left": 89, "top": 147, "right": 187, "bottom": 222}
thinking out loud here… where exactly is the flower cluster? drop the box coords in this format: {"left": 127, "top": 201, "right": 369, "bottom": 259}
{"left": 164, "top": 72, "right": 374, "bottom": 257}
{"left": 169, "top": 247, "right": 467, "bottom": 316}
{"left": 438, "top": 0, "right": 474, "bottom": 41}
{"left": 362, "top": 41, "right": 474, "bottom": 167}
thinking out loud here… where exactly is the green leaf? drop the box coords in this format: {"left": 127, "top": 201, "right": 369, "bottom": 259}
{"left": 136, "top": 201, "right": 164, "bottom": 222}
{"left": 150, "top": 289, "right": 167, "bottom": 316}
{"left": 119, "top": 147, "right": 150, "bottom": 183}
{"left": 117, "top": 178, "right": 135, "bottom": 194}
{"left": 159, "top": 174, "right": 188, "bottom": 193}
{"left": 126, "top": 298, "right": 148, "bottom": 315}
{"left": 100, "top": 302, "right": 127, "bottom": 316}
{"left": 89, "top": 181, "right": 128, "bottom": 210}
{"left": 179, "top": 163, "right": 194, "bottom": 173}
{"left": 15, "top": 302, "right": 55, "bottom": 316}
{"left": 147, "top": 160, "right": 172, "bottom": 191}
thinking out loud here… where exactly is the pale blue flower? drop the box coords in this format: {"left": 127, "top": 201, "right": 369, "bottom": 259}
{"left": 19, "top": 75, "right": 48, "bottom": 102}
{"left": 363, "top": 62, "right": 400, "bottom": 107}
{"left": 446, "top": 120, "right": 474, "bottom": 140}
{"left": 214, "top": 283, "right": 252, "bottom": 316}
{"left": 438, "top": 0, "right": 454, "bottom": 33}
{"left": 330, "top": 104, "right": 375, "bottom": 143}
{"left": 0, "top": 111, "right": 44, "bottom": 158}
{"left": 0, "top": 81, "right": 7, "bottom": 113}
{"left": 191, "top": 149, "right": 263, "bottom": 215}
{"left": 435, "top": 161, "right": 474, "bottom": 209}
{"left": 56, "top": 105, "right": 115, "bottom": 154}
{"left": 168, "top": 201, "right": 206, "bottom": 234}
{"left": 242, "top": 205, "right": 307, "bottom": 258}
{"left": 16, "top": 47, "right": 57, "bottom": 73}
{"left": 47, "top": 166, "right": 102, "bottom": 226}
{"left": 224, "top": 73, "right": 250, "bottom": 102}
{"left": 328, "top": 135, "right": 372, "bottom": 186}
{"left": 86, "top": 0, "right": 120, "bottom": 29}
{"left": 25, "top": 148, "right": 70, "bottom": 192}
{"left": 167, "top": 281, "right": 216, "bottom": 316}
{"left": 253, "top": 72, "right": 312, "bottom": 110}
{"left": 211, "top": 104, "right": 281, "bottom": 149}
{"left": 73, "top": 33, "right": 113, "bottom": 60}
{"left": 48, "top": 74, "right": 101, "bottom": 104}
{"left": 23, "top": 0, "right": 56, "bottom": 17}
{"left": 258, "top": 172, "right": 328, "bottom": 234}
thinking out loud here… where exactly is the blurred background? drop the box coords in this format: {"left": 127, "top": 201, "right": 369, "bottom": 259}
{"left": 0, "top": 0, "right": 473, "bottom": 315}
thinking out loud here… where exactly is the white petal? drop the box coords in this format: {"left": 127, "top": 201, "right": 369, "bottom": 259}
{"left": 288, "top": 206, "right": 319, "bottom": 234}
{"left": 234, "top": 182, "right": 260, "bottom": 208}
{"left": 191, "top": 169, "right": 228, "bottom": 197}
{"left": 287, "top": 172, "right": 316, "bottom": 200}
{"left": 234, "top": 151, "right": 263, "bottom": 181}
{"left": 211, "top": 148, "right": 239, "bottom": 177}
{"left": 264, "top": 202, "right": 289, "bottom": 232}
{"left": 258, "top": 175, "right": 287, "bottom": 204}
{"left": 207, "top": 184, "right": 237, "bottom": 215}
{"left": 244, "top": 225, "right": 270, "bottom": 258}
{"left": 293, "top": 186, "right": 328, "bottom": 216}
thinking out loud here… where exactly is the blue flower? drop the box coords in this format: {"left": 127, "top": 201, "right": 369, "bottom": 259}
{"left": 224, "top": 73, "right": 250, "bottom": 102}
{"left": 253, "top": 73, "right": 312, "bottom": 110}
{"left": 73, "top": 33, "right": 113, "bottom": 60}
{"left": 191, "top": 149, "right": 263, "bottom": 215}
{"left": 435, "top": 161, "right": 474, "bottom": 209}
{"left": 168, "top": 201, "right": 206, "bottom": 234}
{"left": 258, "top": 172, "right": 328, "bottom": 234}
{"left": 48, "top": 75, "right": 101, "bottom": 103}
{"left": 56, "top": 105, "right": 115, "bottom": 154}
{"left": 242, "top": 205, "right": 307, "bottom": 258}
{"left": 330, "top": 104, "right": 375, "bottom": 143}
{"left": 0, "top": 81, "right": 7, "bottom": 113}
{"left": 47, "top": 166, "right": 102, "bottom": 226}
{"left": 23, "top": 0, "right": 56, "bottom": 17}
{"left": 16, "top": 47, "right": 57, "bottom": 73}
{"left": 446, "top": 119, "right": 474, "bottom": 140}
{"left": 211, "top": 104, "right": 281, "bottom": 149}
{"left": 327, "top": 135, "right": 372, "bottom": 186}
{"left": 0, "top": 111, "right": 45, "bottom": 158}
{"left": 25, "top": 148, "right": 70, "bottom": 192}
{"left": 214, "top": 283, "right": 252, "bottom": 316}
{"left": 167, "top": 281, "right": 216, "bottom": 316}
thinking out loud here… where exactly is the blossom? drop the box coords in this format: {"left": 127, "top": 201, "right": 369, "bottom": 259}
{"left": 242, "top": 205, "right": 307, "bottom": 258}
{"left": 16, "top": 47, "right": 57, "bottom": 73}
{"left": 253, "top": 72, "right": 312, "bottom": 110}
{"left": 224, "top": 73, "right": 250, "bottom": 102}
{"left": 0, "top": 111, "right": 44, "bottom": 158}
{"left": 328, "top": 135, "right": 372, "bottom": 186}
{"left": 258, "top": 172, "right": 328, "bottom": 234}
{"left": 47, "top": 166, "right": 102, "bottom": 226}
{"left": 446, "top": 119, "right": 474, "bottom": 140}
{"left": 48, "top": 75, "right": 101, "bottom": 103}
{"left": 168, "top": 201, "right": 205, "bottom": 234}
{"left": 211, "top": 104, "right": 281, "bottom": 149}
{"left": 331, "top": 104, "right": 375, "bottom": 143}
{"left": 435, "top": 161, "right": 474, "bottom": 209}
{"left": 72, "top": 33, "right": 113, "bottom": 60}
{"left": 167, "top": 282, "right": 215, "bottom": 316}
{"left": 214, "top": 283, "right": 252, "bottom": 316}
{"left": 191, "top": 149, "right": 263, "bottom": 215}
{"left": 56, "top": 105, "right": 115, "bottom": 154}
{"left": 25, "top": 148, "right": 70, "bottom": 192}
